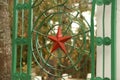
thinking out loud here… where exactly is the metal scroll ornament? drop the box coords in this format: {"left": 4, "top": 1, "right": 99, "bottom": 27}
{"left": 32, "top": 0, "right": 90, "bottom": 79}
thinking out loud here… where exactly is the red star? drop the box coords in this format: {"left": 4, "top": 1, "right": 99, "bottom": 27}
{"left": 48, "top": 27, "right": 71, "bottom": 53}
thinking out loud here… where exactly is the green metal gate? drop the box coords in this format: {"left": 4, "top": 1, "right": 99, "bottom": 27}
{"left": 12, "top": 0, "right": 117, "bottom": 80}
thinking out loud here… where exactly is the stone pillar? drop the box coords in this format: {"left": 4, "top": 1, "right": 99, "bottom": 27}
{"left": 0, "top": 1, "right": 11, "bottom": 80}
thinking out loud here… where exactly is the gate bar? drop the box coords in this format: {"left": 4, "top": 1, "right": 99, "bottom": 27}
{"left": 27, "top": 0, "right": 33, "bottom": 76}
{"left": 12, "top": 0, "right": 18, "bottom": 79}
{"left": 111, "top": 0, "right": 117, "bottom": 80}
{"left": 90, "top": 0, "right": 96, "bottom": 79}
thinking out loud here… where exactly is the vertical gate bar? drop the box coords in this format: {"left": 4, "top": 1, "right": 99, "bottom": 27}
{"left": 20, "top": 0, "right": 25, "bottom": 73}
{"left": 111, "top": 0, "right": 117, "bottom": 79}
{"left": 12, "top": 0, "right": 18, "bottom": 79}
{"left": 90, "top": 0, "right": 96, "bottom": 79}
{"left": 27, "top": 0, "right": 33, "bottom": 77}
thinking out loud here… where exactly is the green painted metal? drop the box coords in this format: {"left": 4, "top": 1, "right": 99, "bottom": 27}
{"left": 91, "top": 0, "right": 96, "bottom": 79}
{"left": 12, "top": 0, "right": 33, "bottom": 80}
{"left": 16, "top": 38, "right": 28, "bottom": 44}
{"left": 96, "top": 0, "right": 111, "bottom": 5}
{"left": 103, "top": 37, "right": 111, "bottom": 45}
{"left": 94, "top": 77, "right": 103, "bottom": 80}
{"left": 102, "top": 5, "right": 105, "bottom": 78}
{"left": 27, "top": 0, "right": 33, "bottom": 76}
{"left": 16, "top": 3, "right": 30, "bottom": 10}
{"left": 96, "top": 0, "right": 117, "bottom": 79}
{"left": 95, "top": 37, "right": 111, "bottom": 46}
{"left": 95, "top": 37, "right": 103, "bottom": 46}
{"left": 111, "top": 0, "right": 117, "bottom": 80}
{"left": 19, "top": 0, "right": 25, "bottom": 73}
{"left": 12, "top": 0, "right": 18, "bottom": 79}
{"left": 12, "top": 0, "right": 117, "bottom": 80}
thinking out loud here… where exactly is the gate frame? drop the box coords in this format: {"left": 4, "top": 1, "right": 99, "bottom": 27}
{"left": 12, "top": 0, "right": 33, "bottom": 79}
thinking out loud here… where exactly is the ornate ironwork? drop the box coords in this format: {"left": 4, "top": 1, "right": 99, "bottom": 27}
{"left": 12, "top": 0, "right": 117, "bottom": 80}
{"left": 32, "top": 1, "right": 91, "bottom": 79}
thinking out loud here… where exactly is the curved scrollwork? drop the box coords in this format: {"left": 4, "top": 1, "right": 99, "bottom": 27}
{"left": 32, "top": 0, "right": 91, "bottom": 79}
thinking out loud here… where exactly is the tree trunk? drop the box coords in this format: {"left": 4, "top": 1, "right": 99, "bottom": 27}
{"left": 0, "top": 1, "right": 11, "bottom": 80}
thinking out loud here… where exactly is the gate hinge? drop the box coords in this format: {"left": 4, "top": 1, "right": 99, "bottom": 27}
{"left": 16, "top": 3, "right": 30, "bottom": 10}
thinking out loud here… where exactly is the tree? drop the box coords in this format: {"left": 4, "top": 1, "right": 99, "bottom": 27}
{"left": 0, "top": 0, "right": 11, "bottom": 80}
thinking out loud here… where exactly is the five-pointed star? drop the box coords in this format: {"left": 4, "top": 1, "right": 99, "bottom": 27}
{"left": 48, "top": 27, "right": 71, "bottom": 53}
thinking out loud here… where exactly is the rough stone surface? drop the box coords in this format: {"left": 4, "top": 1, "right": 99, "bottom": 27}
{"left": 0, "top": 1, "right": 11, "bottom": 80}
